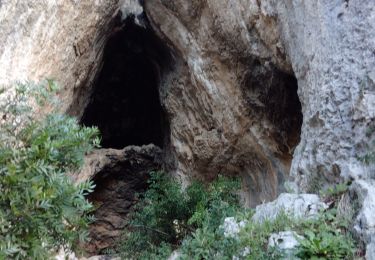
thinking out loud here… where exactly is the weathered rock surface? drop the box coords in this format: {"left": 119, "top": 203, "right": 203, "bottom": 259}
{"left": 268, "top": 231, "right": 302, "bottom": 260}
{"left": 252, "top": 193, "right": 327, "bottom": 223}
{"left": 145, "top": 0, "right": 375, "bottom": 204}
{"left": 221, "top": 217, "right": 247, "bottom": 239}
{"left": 0, "top": 0, "right": 141, "bottom": 117}
{"left": 273, "top": 0, "right": 375, "bottom": 192}
{"left": 351, "top": 180, "right": 375, "bottom": 260}
{"left": 268, "top": 231, "right": 302, "bottom": 250}
{"left": 146, "top": 0, "right": 303, "bottom": 207}
{"left": 75, "top": 145, "right": 162, "bottom": 255}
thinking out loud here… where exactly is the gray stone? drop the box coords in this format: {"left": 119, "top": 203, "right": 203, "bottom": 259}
{"left": 221, "top": 217, "right": 247, "bottom": 238}
{"left": 366, "top": 241, "right": 375, "bottom": 260}
{"left": 168, "top": 250, "right": 181, "bottom": 260}
{"left": 345, "top": 180, "right": 375, "bottom": 258}
{"left": 351, "top": 180, "right": 375, "bottom": 254}
{"left": 145, "top": 0, "right": 375, "bottom": 206}
{"left": 232, "top": 247, "right": 251, "bottom": 260}
{"left": 252, "top": 193, "right": 327, "bottom": 223}
{"left": 268, "top": 231, "right": 303, "bottom": 250}
{"left": 268, "top": 231, "right": 302, "bottom": 260}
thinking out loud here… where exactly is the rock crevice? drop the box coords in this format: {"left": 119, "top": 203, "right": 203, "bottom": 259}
{"left": 76, "top": 145, "right": 162, "bottom": 255}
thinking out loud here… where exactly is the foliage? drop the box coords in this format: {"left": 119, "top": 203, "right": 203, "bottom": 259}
{"left": 179, "top": 225, "right": 242, "bottom": 260}
{"left": 119, "top": 172, "right": 241, "bottom": 259}
{"left": 319, "top": 181, "right": 350, "bottom": 199}
{"left": 295, "top": 208, "right": 357, "bottom": 259}
{"left": 295, "top": 182, "right": 358, "bottom": 259}
{"left": 180, "top": 210, "right": 291, "bottom": 260}
{"left": 359, "top": 124, "right": 375, "bottom": 164}
{"left": 0, "top": 81, "right": 100, "bottom": 259}
{"left": 181, "top": 207, "right": 357, "bottom": 260}
{"left": 118, "top": 172, "right": 358, "bottom": 260}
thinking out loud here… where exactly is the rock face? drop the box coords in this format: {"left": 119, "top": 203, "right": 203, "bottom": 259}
{"left": 75, "top": 145, "right": 162, "bottom": 255}
{"left": 272, "top": 0, "right": 375, "bottom": 192}
{"left": 144, "top": 0, "right": 375, "bottom": 203}
{"left": 146, "top": 0, "right": 303, "bottom": 206}
{"left": 0, "top": 0, "right": 145, "bottom": 117}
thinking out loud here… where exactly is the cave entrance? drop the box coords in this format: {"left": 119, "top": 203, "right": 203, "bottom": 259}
{"left": 79, "top": 14, "right": 172, "bottom": 255}
{"left": 81, "top": 16, "right": 171, "bottom": 149}
{"left": 243, "top": 61, "right": 303, "bottom": 166}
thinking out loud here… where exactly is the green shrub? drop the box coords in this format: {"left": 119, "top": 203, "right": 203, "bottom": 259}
{"left": 118, "top": 171, "right": 358, "bottom": 259}
{"left": 179, "top": 225, "right": 242, "bottom": 260}
{"left": 181, "top": 208, "right": 357, "bottom": 260}
{"left": 295, "top": 208, "right": 357, "bottom": 259}
{"left": 118, "top": 172, "right": 357, "bottom": 259}
{"left": 319, "top": 181, "right": 350, "bottom": 199}
{"left": 0, "top": 82, "right": 100, "bottom": 259}
{"left": 119, "top": 172, "right": 240, "bottom": 259}
{"left": 179, "top": 210, "right": 292, "bottom": 260}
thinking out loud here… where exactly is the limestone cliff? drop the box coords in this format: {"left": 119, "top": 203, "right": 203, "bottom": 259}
{"left": 144, "top": 0, "right": 375, "bottom": 202}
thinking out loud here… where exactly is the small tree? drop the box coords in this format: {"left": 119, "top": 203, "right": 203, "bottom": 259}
{"left": 0, "top": 81, "right": 100, "bottom": 259}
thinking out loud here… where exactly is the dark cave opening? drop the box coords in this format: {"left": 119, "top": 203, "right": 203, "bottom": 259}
{"left": 81, "top": 16, "right": 171, "bottom": 149}
{"left": 243, "top": 61, "right": 303, "bottom": 163}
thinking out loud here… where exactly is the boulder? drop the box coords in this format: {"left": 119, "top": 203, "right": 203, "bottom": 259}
{"left": 221, "top": 217, "right": 247, "bottom": 239}
{"left": 252, "top": 193, "right": 327, "bottom": 223}
{"left": 268, "top": 231, "right": 303, "bottom": 250}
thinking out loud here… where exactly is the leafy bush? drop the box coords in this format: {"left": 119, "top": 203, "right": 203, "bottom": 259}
{"left": 119, "top": 172, "right": 240, "bottom": 259}
{"left": 320, "top": 181, "right": 350, "bottom": 199}
{"left": 181, "top": 207, "right": 357, "bottom": 260}
{"left": 295, "top": 183, "right": 358, "bottom": 259}
{"left": 118, "top": 172, "right": 358, "bottom": 259}
{"left": 180, "top": 210, "right": 291, "bottom": 260}
{"left": 295, "top": 208, "right": 357, "bottom": 259}
{"left": 0, "top": 82, "right": 100, "bottom": 259}
{"left": 179, "top": 224, "right": 243, "bottom": 260}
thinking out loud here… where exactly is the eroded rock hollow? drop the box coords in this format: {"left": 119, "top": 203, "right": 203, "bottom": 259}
{"left": 81, "top": 16, "right": 170, "bottom": 149}
{"left": 77, "top": 15, "right": 172, "bottom": 254}
{"left": 77, "top": 145, "right": 162, "bottom": 255}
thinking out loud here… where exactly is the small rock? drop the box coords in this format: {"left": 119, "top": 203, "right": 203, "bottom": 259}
{"left": 268, "top": 231, "right": 302, "bottom": 250}
{"left": 168, "top": 250, "right": 181, "bottom": 260}
{"left": 221, "top": 217, "right": 247, "bottom": 238}
{"left": 252, "top": 193, "right": 327, "bottom": 223}
{"left": 232, "top": 247, "right": 251, "bottom": 260}
{"left": 55, "top": 248, "right": 78, "bottom": 260}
